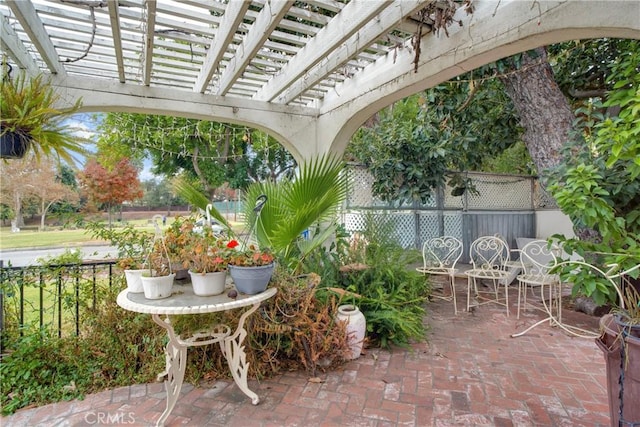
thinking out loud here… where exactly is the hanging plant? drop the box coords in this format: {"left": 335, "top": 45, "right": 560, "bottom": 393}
{"left": 1, "top": 67, "right": 85, "bottom": 164}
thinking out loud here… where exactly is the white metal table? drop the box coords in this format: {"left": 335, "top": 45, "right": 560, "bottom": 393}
{"left": 116, "top": 284, "right": 277, "bottom": 426}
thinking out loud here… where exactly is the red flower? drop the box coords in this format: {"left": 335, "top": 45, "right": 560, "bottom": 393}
{"left": 227, "top": 240, "right": 240, "bottom": 249}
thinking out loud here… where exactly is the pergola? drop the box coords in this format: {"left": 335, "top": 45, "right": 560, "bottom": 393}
{"left": 1, "top": 0, "right": 639, "bottom": 161}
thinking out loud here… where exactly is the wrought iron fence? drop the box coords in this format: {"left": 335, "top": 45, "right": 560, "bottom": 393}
{"left": 0, "top": 260, "right": 119, "bottom": 348}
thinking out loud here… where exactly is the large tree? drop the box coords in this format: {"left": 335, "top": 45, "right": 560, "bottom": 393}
{"left": 498, "top": 47, "right": 573, "bottom": 172}
{"left": 0, "top": 155, "right": 78, "bottom": 229}
{"left": 30, "top": 159, "right": 80, "bottom": 229}
{"left": 347, "top": 39, "right": 637, "bottom": 205}
{"left": 96, "top": 114, "right": 296, "bottom": 198}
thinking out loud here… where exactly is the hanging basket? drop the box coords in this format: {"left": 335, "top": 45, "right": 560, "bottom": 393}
{"left": 0, "top": 132, "right": 30, "bottom": 159}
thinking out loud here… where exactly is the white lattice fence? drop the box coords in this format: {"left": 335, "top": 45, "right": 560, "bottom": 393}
{"left": 342, "top": 211, "right": 418, "bottom": 248}
{"left": 341, "top": 166, "right": 537, "bottom": 249}
{"left": 465, "top": 174, "right": 532, "bottom": 210}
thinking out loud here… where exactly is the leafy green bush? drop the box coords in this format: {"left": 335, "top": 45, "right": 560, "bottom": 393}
{"left": 308, "top": 215, "right": 429, "bottom": 348}
{"left": 545, "top": 42, "right": 640, "bottom": 305}
{"left": 0, "top": 332, "right": 92, "bottom": 414}
{"left": 0, "top": 282, "right": 166, "bottom": 416}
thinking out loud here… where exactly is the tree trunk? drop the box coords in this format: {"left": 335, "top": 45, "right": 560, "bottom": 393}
{"left": 499, "top": 48, "right": 574, "bottom": 174}
{"left": 14, "top": 191, "right": 24, "bottom": 227}
{"left": 501, "top": 49, "right": 600, "bottom": 247}
{"left": 40, "top": 199, "right": 46, "bottom": 231}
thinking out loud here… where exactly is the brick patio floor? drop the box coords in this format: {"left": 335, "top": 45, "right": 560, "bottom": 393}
{"left": 1, "top": 285, "right": 610, "bottom": 427}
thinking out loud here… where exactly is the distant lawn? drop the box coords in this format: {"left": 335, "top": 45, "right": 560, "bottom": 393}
{"left": 0, "top": 220, "right": 156, "bottom": 250}
{"left": 0, "top": 228, "right": 104, "bottom": 250}
{"left": 0, "top": 218, "right": 244, "bottom": 250}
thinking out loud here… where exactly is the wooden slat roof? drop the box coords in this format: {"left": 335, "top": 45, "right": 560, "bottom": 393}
{"left": 1, "top": 0, "right": 443, "bottom": 108}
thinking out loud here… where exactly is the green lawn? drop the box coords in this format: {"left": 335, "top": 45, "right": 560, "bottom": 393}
{"left": 0, "top": 220, "right": 156, "bottom": 250}
{"left": 0, "top": 228, "right": 104, "bottom": 250}
{"left": 0, "top": 218, "right": 244, "bottom": 250}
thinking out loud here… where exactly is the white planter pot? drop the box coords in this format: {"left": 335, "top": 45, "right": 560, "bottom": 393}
{"left": 124, "top": 269, "right": 146, "bottom": 293}
{"left": 189, "top": 270, "right": 227, "bottom": 296}
{"left": 141, "top": 273, "right": 175, "bottom": 299}
{"left": 336, "top": 304, "right": 366, "bottom": 360}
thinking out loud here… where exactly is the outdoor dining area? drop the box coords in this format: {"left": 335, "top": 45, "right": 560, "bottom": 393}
{"left": 417, "top": 235, "right": 601, "bottom": 339}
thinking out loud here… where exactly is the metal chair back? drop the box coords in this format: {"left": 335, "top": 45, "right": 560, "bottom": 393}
{"left": 468, "top": 236, "right": 509, "bottom": 272}
{"left": 421, "top": 237, "right": 463, "bottom": 272}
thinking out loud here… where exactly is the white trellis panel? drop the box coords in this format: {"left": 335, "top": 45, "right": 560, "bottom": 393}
{"left": 465, "top": 174, "right": 532, "bottom": 210}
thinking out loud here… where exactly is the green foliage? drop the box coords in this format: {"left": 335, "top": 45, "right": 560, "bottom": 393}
{"left": 176, "top": 154, "right": 348, "bottom": 274}
{"left": 0, "top": 285, "right": 167, "bottom": 416}
{"left": 0, "top": 203, "right": 14, "bottom": 221}
{"left": 96, "top": 113, "right": 296, "bottom": 192}
{"left": 313, "top": 214, "right": 429, "bottom": 348}
{"left": 84, "top": 221, "right": 152, "bottom": 268}
{"left": 141, "top": 178, "right": 185, "bottom": 208}
{"left": 242, "top": 154, "right": 348, "bottom": 272}
{"left": 347, "top": 77, "right": 520, "bottom": 204}
{"left": 0, "top": 71, "right": 85, "bottom": 166}
{"left": 36, "top": 248, "right": 83, "bottom": 266}
{"left": 0, "top": 332, "right": 92, "bottom": 415}
{"left": 480, "top": 141, "right": 536, "bottom": 175}
{"left": 549, "top": 39, "right": 635, "bottom": 103}
{"left": 354, "top": 245, "right": 427, "bottom": 348}
{"left": 546, "top": 41, "right": 640, "bottom": 306}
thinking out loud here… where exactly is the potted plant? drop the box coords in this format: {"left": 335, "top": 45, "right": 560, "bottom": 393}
{"left": 140, "top": 238, "right": 175, "bottom": 300}
{"left": 226, "top": 240, "right": 275, "bottom": 295}
{"left": 1, "top": 69, "right": 85, "bottom": 164}
{"left": 181, "top": 221, "right": 229, "bottom": 296}
{"left": 85, "top": 222, "right": 152, "bottom": 293}
{"left": 596, "top": 272, "right": 640, "bottom": 427}
{"left": 162, "top": 216, "right": 191, "bottom": 280}
{"left": 120, "top": 257, "right": 149, "bottom": 294}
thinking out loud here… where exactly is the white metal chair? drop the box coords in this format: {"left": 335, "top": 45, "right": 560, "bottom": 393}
{"left": 515, "top": 239, "right": 561, "bottom": 319}
{"left": 465, "top": 236, "right": 511, "bottom": 315}
{"left": 416, "top": 237, "right": 463, "bottom": 314}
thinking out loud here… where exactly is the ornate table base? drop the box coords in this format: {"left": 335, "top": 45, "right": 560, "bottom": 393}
{"left": 510, "top": 282, "right": 598, "bottom": 339}
{"left": 152, "top": 303, "right": 260, "bottom": 427}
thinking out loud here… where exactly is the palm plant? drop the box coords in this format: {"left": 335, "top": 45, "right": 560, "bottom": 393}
{"left": 174, "top": 154, "right": 348, "bottom": 273}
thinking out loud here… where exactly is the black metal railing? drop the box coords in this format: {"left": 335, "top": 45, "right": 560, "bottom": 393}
{"left": 0, "top": 260, "right": 119, "bottom": 346}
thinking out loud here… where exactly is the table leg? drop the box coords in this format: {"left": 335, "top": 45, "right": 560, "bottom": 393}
{"left": 511, "top": 282, "right": 598, "bottom": 339}
{"left": 152, "top": 314, "right": 187, "bottom": 427}
{"left": 223, "top": 302, "right": 260, "bottom": 405}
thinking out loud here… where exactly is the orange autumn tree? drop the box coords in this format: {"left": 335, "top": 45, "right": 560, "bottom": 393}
{"left": 79, "top": 157, "right": 143, "bottom": 226}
